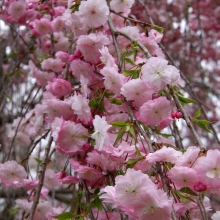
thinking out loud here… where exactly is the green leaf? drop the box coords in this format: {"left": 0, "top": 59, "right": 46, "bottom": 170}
{"left": 124, "top": 50, "right": 133, "bottom": 57}
{"left": 110, "top": 98, "right": 124, "bottom": 105}
{"left": 193, "top": 119, "right": 212, "bottom": 133}
{"left": 135, "top": 145, "right": 142, "bottom": 157}
{"left": 126, "top": 158, "right": 141, "bottom": 169}
{"left": 175, "top": 191, "right": 196, "bottom": 203}
{"left": 124, "top": 57, "right": 136, "bottom": 65}
{"left": 160, "top": 133, "right": 173, "bottom": 138}
{"left": 123, "top": 69, "right": 140, "bottom": 77}
{"left": 55, "top": 212, "right": 75, "bottom": 220}
{"left": 129, "top": 126, "right": 137, "bottom": 141}
{"left": 114, "top": 128, "right": 126, "bottom": 146}
{"left": 194, "top": 108, "right": 201, "bottom": 118}
{"left": 177, "top": 94, "right": 197, "bottom": 104}
{"left": 93, "top": 197, "right": 103, "bottom": 210}
{"left": 9, "top": 207, "right": 19, "bottom": 216}
{"left": 179, "top": 187, "right": 198, "bottom": 196}
{"left": 110, "top": 121, "right": 127, "bottom": 127}
{"left": 151, "top": 24, "right": 165, "bottom": 33}
{"left": 34, "top": 157, "right": 42, "bottom": 164}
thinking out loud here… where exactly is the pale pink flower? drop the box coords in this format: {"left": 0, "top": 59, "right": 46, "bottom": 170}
{"left": 168, "top": 166, "right": 198, "bottom": 190}
{"left": 100, "top": 66, "right": 125, "bottom": 95}
{"left": 91, "top": 115, "right": 112, "bottom": 151}
{"left": 43, "top": 98, "right": 74, "bottom": 123}
{"left": 0, "top": 161, "right": 26, "bottom": 188}
{"left": 78, "top": 0, "right": 109, "bottom": 28}
{"left": 110, "top": 0, "right": 134, "bottom": 13}
{"left": 146, "top": 146, "right": 182, "bottom": 164}
{"left": 87, "top": 150, "right": 119, "bottom": 172}
{"left": 8, "top": 0, "right": 26, "bottom": 19}
{"left": 115, "top": 169, "right": 156, "bottom": 208}
{"left": 121, "top": 78, "right": 153, "bottom": 107}
{"left": 139, "top": 96, "right": 171, "bottom": 126}
{"left": 33, "top": 69, "right": 55, "bottom": 86}
{"left": 148, "top": 29, "right": 163, "bottom": 43}
{"left": 44, "top": 169, "right": 61, "bottom": 189}
{"left": 141, "top": 57, "right": 180, "bottom": 90}
{"left": 56, "top": 120, "right": 88, "bottom": 155}
{"left": 70, "top": 159, "right": 103, "bottom": 181}
{"left": 69, "top": 92, "right": 91, "bottom": 123}
{"left": 70, "top": 59, "right": 94, "bottom": 82}
{"left": 46, "top": 78, "right": 72, "bottom": 98}
{"left": 117, "top": 26, "right": 140, "bottom": 48}
{"left": 99, "top": 46, "right": 117, "bottom": 68}
{"left": 41, "top": 58, "right": 64, "bottom": 72}
{"left": 100, "top": 186, "right": 118, "bottom": 207}
{"left": 157, "top": 117, "right": 173, "bottom": 130}
{"left": 55, "top": 51, "right": 69, "bottom": 63}
{"left": 175, "top": 146, "right": 200, "bottom": 167}
{"left": 77, "top": 33, "right": 110, "bottom": 64}
{"left": 32, "top": 18, "right": 53, "bottom": 36}
{"left": 51, "top": 117, "right": 64, "bottom": 141}
{"left": 194, "top": 149, "right": 220, "bottom": 188}
{"left": 211, "top": 211, "right": 220, "bottom": 220}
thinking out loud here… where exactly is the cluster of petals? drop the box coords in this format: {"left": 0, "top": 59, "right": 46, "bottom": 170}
{"left": 141, "top": 57, "right": 180, "bottom": 91}
{"left": 100, "top": 168, "right": 172, "bottom": 220}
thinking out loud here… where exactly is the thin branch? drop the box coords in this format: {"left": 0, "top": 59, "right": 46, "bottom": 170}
{"left": 28, "top": 134, "right": 53, "bottom": 220}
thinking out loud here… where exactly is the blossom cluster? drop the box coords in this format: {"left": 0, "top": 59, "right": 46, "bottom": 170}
{"left": 0, "top": 0, "right": 219, "bottom": 219}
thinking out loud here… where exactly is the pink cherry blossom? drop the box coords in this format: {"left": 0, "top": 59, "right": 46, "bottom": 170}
{"left": 46, "top": 78, "right": 72, "bottom": 98}
{"left": 41, "top": 58, "right": 64, "bottom": 72}
{"left": 168, "top": 166, "right": 198, "bottom": 190}
{"left": 115, "top": 169, "right": 157, "bottom": 208}
{"left": 44, "top": 169, "right": 61, "bottom": 189}
{"left": 8, "top": 0, "right": 26, "bottom": 20}
{"left": 56, "top": 120, "right": 89, "bottom": 155}
{"left": 175, "top": 146, "right": 200, "bottom": 167}
{"left": 141, "top": 57, "right": 180, "bottom": 90}
{"left": 78, "top": 0, "right": 109, "bottom": 28}
{"left": 146, "top": 146, "right": 182, "bottom": 164}
{"left": 91, "top": 115, "right": 112, "bottom": 151}
{"left": 121, "top": 78, "right": 153, "bottom": 107}
{"left": 194, "top": 149, "right": 220, "bottom": 188}
{"left": 32, "top": 18, "right": 53, "bottom": 36}
{"left": 77, "top": 33, "right": 110, "bottom": 64}
{"left": 110, "top": 0, "right": 135, "bottom": 13}
{"left": 100, "top": 66, "right": 125, "bottom": 95}
{"left": 0, "top": 161, "right": 26, "bottom": 188}
{"left": 139, "top": 96, "right": 171, "bottom": 126}
{"left": 69, "top": 92, "right": 91, "bottom": 123}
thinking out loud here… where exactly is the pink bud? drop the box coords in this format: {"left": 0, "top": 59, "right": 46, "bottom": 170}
{"left": 27, "top": 3, "right": 33, "bottom": 9}
{"left": 171, "top": 112, "right": 176, "bottom": 119}
{"left": 176, "top": 112, "right": 182, "bottom": 119}
{"left": 152, "top": 92, "right": 160, "bottom": 100}
{"left": 193, "top": 181, "right": 207, "bottom": 192}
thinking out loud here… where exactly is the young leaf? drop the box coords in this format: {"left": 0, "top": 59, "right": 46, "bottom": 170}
{"left": 123, "top": 69, "right": 140, "bottom": 77}
{"left": 34, "top": 157, "right": 42, "bottom": 164}
{"left": 151, "top": 24, "right": 165, "bottom": 33}
{"left": 124, "top": 57, "right": 136, "bottom": 65}
{"left": 55, "top": 212, "right": 75, "bottom": 220}
{"left": 110, "top": 98, "right": 124, "bottom": 105}
{"left": 177, "top": 94, "right": 197, "bottom": 104}
{"left": 193, "top": 119, "right": 212, "bottom": 133}
{"left": 126, "top": 158, "right": 141, "bottom": 169}
{"left": 93, "top": 197, "right": 103, "bottom": 210}
{"left": 114, "top": 128, "right": 126, "bottom": 145}
{"left": 194, "top": 108, "right": 201, "bottom": 118}
{"left": 175, "top": 191, "right": 196, "bottom": 203}
{"left": 9, "top": 207, "right": 19, "bottom": 216}
{"left": 179, "top": 187, "right": 198, "bottom": 196}
{"left": 129, "top": 126, "right": 137, "bottom": 141}
{"left": 135, "top": 145, "right": 142, "bottom": 157}
{"left": 110, "top": 121, "right": 127, "bottom": 127}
